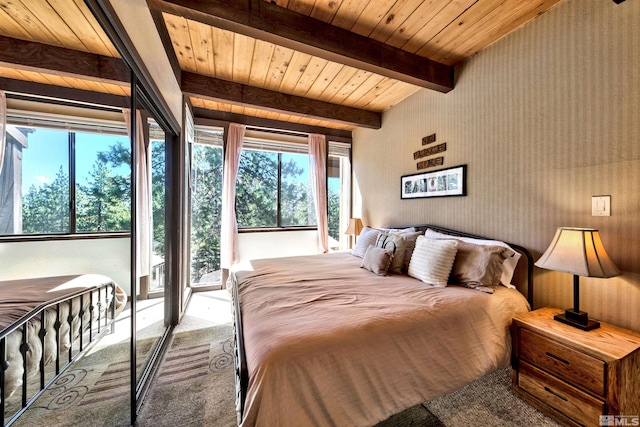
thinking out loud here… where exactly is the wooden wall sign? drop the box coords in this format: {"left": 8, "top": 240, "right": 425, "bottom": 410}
{"left": 417, "top": 156, "right": 444, "bottom": 170}
{"left": 413, "top": 142, "right": 446, "bottom": 160}
{"left": 422, "top": 133, "right": 436, "bottom": 145}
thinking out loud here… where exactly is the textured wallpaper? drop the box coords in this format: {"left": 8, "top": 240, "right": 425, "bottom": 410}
{"left": 353, "top": 0, "right": 640, "bottom": 331}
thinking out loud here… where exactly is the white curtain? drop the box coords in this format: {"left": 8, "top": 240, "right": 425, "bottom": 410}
{"left": 123, "top": 108, "right": 150, "bottom": 278}
{"left": 309, "top": 133, "right": 328, "bottom": 253}
{"left": 221, "top": 123, "right": 246, "bottom": 269}
{"left": 0, "top": 91, "right": 6, "bottom": 176}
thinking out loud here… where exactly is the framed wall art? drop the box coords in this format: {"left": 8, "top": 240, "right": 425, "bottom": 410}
{"left": 401, "top": 164, "right": 466, "bottom": 199}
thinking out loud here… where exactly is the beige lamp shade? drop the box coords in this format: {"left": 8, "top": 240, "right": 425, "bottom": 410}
{"left": 344, "top": 218, "right": 364, "bottom": 236}
{"left": 535, "top": 227, "right": 620, "bottom": 278}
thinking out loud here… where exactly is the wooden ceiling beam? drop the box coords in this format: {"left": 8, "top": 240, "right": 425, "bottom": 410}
{"left": 182, "top": 71, "right": 381, "bottom": 129}
{"left": 193, "top": 108, "right": 352, "bottom": 142}
{"left": 0, "top": 77, "right": 129, "bottom": 109}
{"left": 147, "top": 0, "right": 454, "bottom": 93}
{"left": 0, "top": 35, "right": 130, "bottom": 86}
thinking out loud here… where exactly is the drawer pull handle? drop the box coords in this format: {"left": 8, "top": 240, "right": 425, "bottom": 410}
{"left": 546, "top": 352, "right": 570, "bottom": 365}
{"left": 544, "top": 386, "right": 568, "bottom": 402}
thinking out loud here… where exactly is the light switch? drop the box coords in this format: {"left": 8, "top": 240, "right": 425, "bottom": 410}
{"left": 592, "top": 195, "right": 611, "bottom": 216}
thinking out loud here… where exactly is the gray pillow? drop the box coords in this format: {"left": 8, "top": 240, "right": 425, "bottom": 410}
{"left": 360, "top": 246, "right": 393, "bottom": 275}
{"left": 451, "top": 241, "right": 515, "bottom": 292}
{"left": 375, "top": 233, "right": 407, "bottom": 274}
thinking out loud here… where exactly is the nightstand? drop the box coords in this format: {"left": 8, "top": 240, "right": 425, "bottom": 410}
{"left": 511, "top": 307, "right": 640, "bottom": 427}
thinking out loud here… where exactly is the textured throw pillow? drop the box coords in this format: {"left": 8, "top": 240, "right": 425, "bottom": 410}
{"left": 408, "top": 236, "right": 458, "bottom": 287}
{"left": 375, "top": 233, "right": 406, "bottom": 274}
{"left": 397, "top": 231, "right": 423, "bottom": 272}
{"left": 361, "top": 246, "right": 393, "bottom": 275}
{"left": 424, "top": 229, "right": 521, "bottom": 287}
{"left": 352, "top": 226, "right": 380, "bottom": 258}
{"left": 451, "top": 241, "right": 515, "bottom": 292}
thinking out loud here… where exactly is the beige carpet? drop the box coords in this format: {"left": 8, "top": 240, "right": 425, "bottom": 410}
{"left": 11, "top": 318, "right": 561, "bottom": 427}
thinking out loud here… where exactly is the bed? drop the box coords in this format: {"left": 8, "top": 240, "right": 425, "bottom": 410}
{"left": 231, "top": 224, "right": 534, "bottom": 427}
{"left": 0, "top": 274, "right": 126, "bottom": 426}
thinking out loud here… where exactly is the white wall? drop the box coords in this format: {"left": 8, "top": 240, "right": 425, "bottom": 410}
{"left": 0, "top": 237, "right": 131, "bottom": 294}
{"left": 238, "top": 231, "right": 321, "bottom": 262}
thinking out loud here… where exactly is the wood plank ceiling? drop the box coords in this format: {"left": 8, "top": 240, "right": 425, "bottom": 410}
{"left": 0, "top": 0, "right": 566, "bottom": 131}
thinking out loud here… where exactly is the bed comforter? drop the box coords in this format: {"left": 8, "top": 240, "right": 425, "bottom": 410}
{"left": 233, "top": 252, "right": 530, "bottom": 427}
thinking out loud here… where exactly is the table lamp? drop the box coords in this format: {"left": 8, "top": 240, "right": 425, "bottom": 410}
{"left": 535, "top": 227, "right": 620, "bottom": 331}
{"left": 344, "top": 218, "right": 363, "bottom": 236}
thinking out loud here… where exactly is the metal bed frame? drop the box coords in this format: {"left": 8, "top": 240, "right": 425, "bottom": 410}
{"left": 0, "top": 281, "right": 116, "bottom": 426}
{"left": 231, "top": 224, "right": 534, "bottom": 423}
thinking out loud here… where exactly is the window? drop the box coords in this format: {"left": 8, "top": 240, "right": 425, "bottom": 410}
{"left": 328, "top": 141, "right": 351, "bottom": 250}
{"left": 0, "top": 114, "right": 131, "bottom": 236}
{"left": 236, "top": 137, "right": 316, "bottom": 229}
{"left": 189, "top": 127, "right": 223, "bottom": 287}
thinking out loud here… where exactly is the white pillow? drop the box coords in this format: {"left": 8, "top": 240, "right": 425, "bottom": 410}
{"left": 424, "top": 229, "right": 521, "bottom": 288}
{"left": 408, "top": 236, "right": 458, "bottom": 287}
{"left": 352, "top": 226, "right": 381, "bottom": 258}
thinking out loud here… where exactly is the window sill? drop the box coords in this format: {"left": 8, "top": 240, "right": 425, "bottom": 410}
{"left": 238, "top": 226, "right": 317, "bottom": 233}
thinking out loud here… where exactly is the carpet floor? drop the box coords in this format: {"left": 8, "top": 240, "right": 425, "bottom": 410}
{"left": 13, "top": 319, "right": 562, "bottom": 427}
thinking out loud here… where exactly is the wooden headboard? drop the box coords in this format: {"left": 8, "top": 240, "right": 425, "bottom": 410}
{"left": 393, "top": 224, "right": 534, "bottom": 307}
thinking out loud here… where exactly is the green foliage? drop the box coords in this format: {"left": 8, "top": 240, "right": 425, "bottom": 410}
{"left": 22, "top": 139, "right": 131, "bottom": 234}
{"left": 190, "top": 143, "right": 223, "bottom": 282}
{"left": 22, "top": 167, "right": 70, "bottom": 233}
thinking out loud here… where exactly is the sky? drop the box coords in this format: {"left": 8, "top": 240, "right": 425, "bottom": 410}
{"left": 21, "top": 128, "right": 130, "bottom": 193}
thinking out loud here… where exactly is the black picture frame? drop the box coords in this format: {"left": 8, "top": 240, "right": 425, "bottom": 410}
{"left": 401, "top": 164, "right": 467, "bottom": 199}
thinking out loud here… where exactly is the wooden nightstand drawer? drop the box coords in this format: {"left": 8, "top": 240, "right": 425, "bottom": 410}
{"left": 518, "top": 361, "right": 605, "bottom": 427}
{"left": 520, "top": 328, "right": 605, "bottom": 396}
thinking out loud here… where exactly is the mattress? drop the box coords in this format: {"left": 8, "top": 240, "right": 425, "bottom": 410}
{"left": 233, "top": 252, "right": 530, "bottom": 427}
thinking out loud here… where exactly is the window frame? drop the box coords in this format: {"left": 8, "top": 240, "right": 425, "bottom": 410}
{"left": 236, "top": 147, "right": 318, "bottom": 232}
{"left": 0, "top": 113, "right": 132, "bottom": 240}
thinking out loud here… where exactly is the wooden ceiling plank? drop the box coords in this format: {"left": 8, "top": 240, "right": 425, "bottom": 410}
{"left": 429, "top": 0, "right": 556, "bottom": 64}
{"left": 367, "top": 0, "right": 423, "bottom": 44}
{"left": 424, "top": 0, "right": 525, "bottom": 60}
{"left": 211, "top": 27, "right": 235, "bottom": 81}
{"left": 0, "top": 35, "right": 130, "bottom": 86}
{"left": 248, "top": 39, "right": 276, "bottom": 88}
{"left": 46, "top": 0, "right": 116, "bottom": 57}
{"left": 341, "top": 73, "right": 387, "bottom": 109}
{"left": 190, "top": 18, "right": 217, "bottom": 76}
{"left": 304, "top": 61, "right": 345, "bottom": 99}
{"left": 286, "top": 0, "right": 315, "bottom": 16}
{"left": 233, "top": 33, "right": 257, "bottom": 85}
{"left": 20, "top": 0, "right": 87, "bottom": 53}
{"left": 71, "top": 0, "right": 120, "bottom": 57}
{"left": 326, "top": 69, "right": 373, "bottom": 105}
{"left": 292, "top": 56, "right": 329, "bottom": 96}
{"left": 383, "top": 0, "right": 451, "bottom": 49}
{"left": 181, "top": 71, "right": 381, "bottom": 128}
{"left": 278, "top": 51, "right": 314, "bottom": 95}
{"left": 453, "top": 0, "right": 564, "bottom": 61}
{"left": 347, "top": 0, "right": 396, "bottom": 36}
{"left": 4, "top": 0, "right": 64, "bottom": 48}
{"left": 310, "top": 0, "right": 344, "bottom": 23}
{"left": 357, "top": 77, "right": 402, "bottom": 109}
{"left": 328, "top": 0, "right": 368, "bottom": 31}
{"left": 0, "top": 7, "right": 36, "bottom": 41}
{"left": 410, "top": 0, "right": 498, "bottom": 58}
{"left": 148, "top": 0, "right": 454, "bottom": 92}
{"left": 164, "top": 14, "right": 198, "bottom": 73}
{"left": 317, "top": 66, "right": 359, "bottom": 100}
{"left": 262, "top": 45, "right": 296, "bottom": 92}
